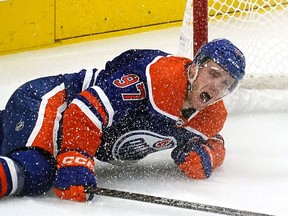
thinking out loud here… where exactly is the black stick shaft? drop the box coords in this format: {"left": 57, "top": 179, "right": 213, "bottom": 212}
{"left": 89, "top": 187, "right": 273, "bottom": 216}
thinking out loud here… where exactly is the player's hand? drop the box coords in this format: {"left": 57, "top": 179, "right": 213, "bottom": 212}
{"left": 171, "top": 136, "right": 216, "bottom": 179}
{"left": 54, "top": 151, "right": 97, "bottom": 202}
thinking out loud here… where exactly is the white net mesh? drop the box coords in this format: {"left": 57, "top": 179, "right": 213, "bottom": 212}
{"left": 178, "top": 0, "right": 288, "bottom": 90}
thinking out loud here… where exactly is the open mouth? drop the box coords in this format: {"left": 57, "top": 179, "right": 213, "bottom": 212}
{"left": 200, "top": 92, "right": 212, "bottom": 103}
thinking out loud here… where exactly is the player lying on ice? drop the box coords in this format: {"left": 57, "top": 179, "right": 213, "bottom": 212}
{"left": 0, "top": 38, "right": 245, "bottom": 202}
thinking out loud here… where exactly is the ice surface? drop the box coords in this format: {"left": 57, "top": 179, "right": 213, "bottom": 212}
{"left": 0, "top": 27, "right": 287, "bottom": 216}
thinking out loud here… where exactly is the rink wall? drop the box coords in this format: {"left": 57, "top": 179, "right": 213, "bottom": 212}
{"left": 0, "top": 0, "right": 287, "bottom": 55}
{"left": 0, "top": 0, "right": 186, "bottom": 55}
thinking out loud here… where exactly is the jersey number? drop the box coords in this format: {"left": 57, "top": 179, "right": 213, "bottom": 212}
{"left": 113, "top": 74, "right": 146, "bottom": 100}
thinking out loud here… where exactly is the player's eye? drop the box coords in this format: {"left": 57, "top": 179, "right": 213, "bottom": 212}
{"left": 209, "top": 69, "right": 221, "bottom": 78}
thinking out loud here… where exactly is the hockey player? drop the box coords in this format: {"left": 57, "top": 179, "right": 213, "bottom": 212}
{"left": 0, "top": 39, "right": 245, "bottom": 202}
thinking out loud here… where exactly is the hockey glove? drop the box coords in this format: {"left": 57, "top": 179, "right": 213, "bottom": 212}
{"left": 54, "top": 151, "right": 97, "bottom": 202}
{"left": 171, "top": 134, "right": 225, "bottom": 179}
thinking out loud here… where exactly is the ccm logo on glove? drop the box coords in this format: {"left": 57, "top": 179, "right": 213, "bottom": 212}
{"left": 62, "top": 156, "right": 94, "bottom": 169}
{"left": 57, "top": 151, "right": 95, "bottom": 172}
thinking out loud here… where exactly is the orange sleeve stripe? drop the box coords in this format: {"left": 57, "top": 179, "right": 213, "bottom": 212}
{"left": 30, "top": 89, "right": 66, "bottom": 155}
{"left": 62, "top": 104, "right": 102, "bottom": 156}
{"left": 80, "top": 91, "right": 108, "bottom": 126}
{"left": 0, "top": 163, "right": 8, "bottom": 197}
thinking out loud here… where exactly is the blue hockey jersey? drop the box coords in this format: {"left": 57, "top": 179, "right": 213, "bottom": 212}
{"left": 60, "top": 49, "right": 227, "bottom": 164}
{"left": 1, "top": 49, "right": 227, "bottom": 165}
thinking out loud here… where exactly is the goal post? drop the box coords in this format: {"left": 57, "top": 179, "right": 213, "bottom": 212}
{"left": 193, "top": 0, "right": 208, "bottom": 55}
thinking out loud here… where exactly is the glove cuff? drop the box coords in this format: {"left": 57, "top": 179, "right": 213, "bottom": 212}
{"left": 207, "top": 135, "right": 226, "bottom": 169}
{"left": 54, "top": 186, "right": 87, "bottom": 202}
{"left": 57, "top": 151, "right": 95, "bottom": 173}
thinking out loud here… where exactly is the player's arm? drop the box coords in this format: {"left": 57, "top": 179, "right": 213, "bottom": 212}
{"left": 54, "top": 86, "right": 114, "bottom": 202}
{"left": 54, "top": 49, "right": 168, "bottom": 202}
{"left": 54, "top": 67, "right": 148, "bottom": 201}
{"left": 171, "top": 134, "right": 226, "bottom": 179}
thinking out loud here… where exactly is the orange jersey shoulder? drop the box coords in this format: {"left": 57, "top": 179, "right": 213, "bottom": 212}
{"left": 185, "top": 101, "right": 228, "bottom": 138}
{"left": 148, "top": 55, "right": 192, "bottom": 117}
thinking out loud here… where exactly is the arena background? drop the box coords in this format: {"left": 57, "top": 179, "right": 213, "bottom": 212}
{"left": 1, "top": 0, "right": 284, "bottom": 55}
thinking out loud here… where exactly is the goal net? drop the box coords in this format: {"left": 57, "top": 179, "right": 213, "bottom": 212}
{"left": 178, "top": 0, "right": 288, "bottom": 113}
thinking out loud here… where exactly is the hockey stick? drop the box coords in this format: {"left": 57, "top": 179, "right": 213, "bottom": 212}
{"left": 88, "top": 187, "right": 273, "bottom": 216}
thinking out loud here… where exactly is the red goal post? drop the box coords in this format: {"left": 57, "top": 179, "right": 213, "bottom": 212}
{"left": 193, "top": 0, "right": 208, "bottom": 56}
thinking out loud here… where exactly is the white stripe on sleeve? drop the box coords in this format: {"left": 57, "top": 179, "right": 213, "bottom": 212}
{"left": 26, "top": 83, "right": 66, "bottom": 148}
{"left": 0, "top": 157, "right": 18, "bottom": 195}
{"left": 71, "top": 99, "right": 103, "bottom": 131}
{"left": 82, "top": 68, "right": 95, "bottom": 91}
{"left": 91, "top": 86, "right": 115, "bottom": 127}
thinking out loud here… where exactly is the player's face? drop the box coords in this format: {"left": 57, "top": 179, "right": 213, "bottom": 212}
{"left": 186, "top": 60, "right": 236, "bottom": 110}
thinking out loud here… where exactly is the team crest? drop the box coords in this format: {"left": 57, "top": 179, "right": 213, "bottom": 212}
{"left": 112, "top": 130, "right": 176, "bottom": 162}
{"left": 15, "top": 119, "right": 25, "bottom": 131}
